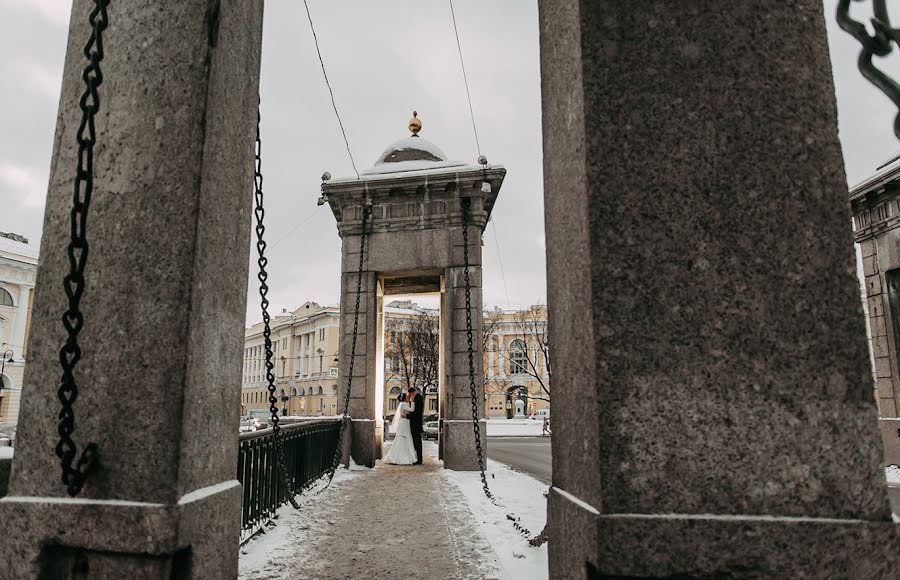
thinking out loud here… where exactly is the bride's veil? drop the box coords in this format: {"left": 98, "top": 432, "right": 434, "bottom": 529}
{"left": 390, "top": 398, "right": 406, "bottom": 434}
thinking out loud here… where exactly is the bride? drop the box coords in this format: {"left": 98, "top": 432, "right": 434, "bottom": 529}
{"left": 383, "top": 392, "right": 419, "bottom": 465}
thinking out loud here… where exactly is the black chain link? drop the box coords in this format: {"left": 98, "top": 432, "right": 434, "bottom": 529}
{"left": 460, "top": 196, "right": 546, "bottom": 546}
{"left": 323, "top": 200, "right": 370, "bottom": 486}
{"left": 837, "top": 0, "right": 900, "bottom": 139}
{"left": 253, "top": 106, "right": 301, "bottom": 509}
{"left": 55, "top": 0, "right": 110, "bottom": 497}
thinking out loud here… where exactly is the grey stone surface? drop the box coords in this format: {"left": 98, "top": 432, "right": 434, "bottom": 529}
{"left": 326, "top": 160, "right": 503, "bottom": 470}
{"left": 539, "top": 0, "right": 898, "bottom": 576}
{"left": 0, "top": 1, "right": 262, "bottom": 576}
{"left": 442, "top": 420, "right": 487, "bottom": 472}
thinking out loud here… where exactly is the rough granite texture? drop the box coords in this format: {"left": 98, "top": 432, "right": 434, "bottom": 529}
{"left": 0, "top": 1, "right": 262, "bottom": 577}
{"left": 326, "top": 170, "right": 502, "bottom": 470}
{"left": 540, "top": 0, "right": 899, "bottom": 577}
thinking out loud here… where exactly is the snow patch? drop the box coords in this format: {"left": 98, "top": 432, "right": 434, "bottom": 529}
{"left": 442, "top": 455, "right": 549, "bottom": 579}
{"left": 0, "top": 447, "right": 13, "bottom": 460}
{"left": 886, "top": 465, "right": 900, "bottom": 485}
{"left": 486, "top": 418, "right": 546, "bottom": 437}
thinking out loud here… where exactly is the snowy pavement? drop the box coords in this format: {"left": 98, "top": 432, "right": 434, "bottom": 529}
{"left": 239, "top": 440, "right": 549, "bottom": 579}
{"left": 485, "top": 419, "right": 546, "bottom": 437}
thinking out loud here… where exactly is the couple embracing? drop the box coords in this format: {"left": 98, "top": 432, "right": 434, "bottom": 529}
{"left": 384, "top": 387, "right": 424, "bottom": 465}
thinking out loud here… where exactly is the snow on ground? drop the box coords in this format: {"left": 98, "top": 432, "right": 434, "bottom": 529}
{"left": 886, "top": 465, "right": 900, "bottom": 485}
{"left": 441, "top": 448, "right": 549, "bottom": 580}
{"left": 238, "top": 459, "right": 368, "bottom": 570}
{"left": 485, "top": 418, "right": 546, "bottom": 437}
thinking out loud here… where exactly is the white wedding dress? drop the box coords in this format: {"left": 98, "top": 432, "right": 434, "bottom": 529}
{"left": 383, "top": 401, "right": 418, "bottom": 465}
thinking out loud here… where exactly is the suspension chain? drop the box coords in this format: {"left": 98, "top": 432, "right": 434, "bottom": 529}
{"left": 324, "top": 200, "right": 370, "bottom": 483}
{"left": 837, "top": 0, "right": 900, "bottom": 139}
{"left": 461, "top": 196, "right": 547, "bottom": 547}
{"left": 460, "top": 197, "right": 491, "bottom": 498}
{"left": 55, "top": 0, "right": 110, "bottom": 497}
{"left": 253, "top": 106, "right": 300, "bottom": 509}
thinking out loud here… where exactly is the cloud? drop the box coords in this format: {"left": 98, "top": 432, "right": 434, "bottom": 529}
{"left": 0, "top": 162, "right": 46, "bottom": 208}
{"left": 0, "top": 0, "right": 70, "bottom": 28}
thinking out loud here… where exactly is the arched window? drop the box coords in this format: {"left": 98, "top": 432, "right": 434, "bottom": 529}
{"left": 389, "top": 386, "right": 401, "bottom": 411}
{"left": 291, "top": 388, "right": 297, "bottom": 397}
{"left": 509, "top": 339, "right": 528, "bottom": 375}
{"left": 299, "top": 387, "right": 306, "bottom": 396}
{"left": 0, "top": 288, "right": 13, "bottom": 306}
{"left": 317, "top": 386, "right": 324, "bottom": 395}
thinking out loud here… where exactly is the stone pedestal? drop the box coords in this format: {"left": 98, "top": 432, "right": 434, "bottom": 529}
{"left": 539, "top": 0, "right": 900, "bottom": 577}
{"left": 0, "top": 1, "right": 263, "bottom": 577}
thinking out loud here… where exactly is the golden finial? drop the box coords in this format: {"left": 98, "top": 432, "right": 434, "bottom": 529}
{"left": 408, "top": 111, "right": 422, "bottom": 136}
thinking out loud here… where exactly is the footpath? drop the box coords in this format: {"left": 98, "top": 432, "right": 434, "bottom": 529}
{"left": 239, "top": 441, "right": 548, "bottom": 580}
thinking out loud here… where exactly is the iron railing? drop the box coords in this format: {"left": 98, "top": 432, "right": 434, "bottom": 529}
{"left": 237, "top": 418, "right": 341, "bottom": 533}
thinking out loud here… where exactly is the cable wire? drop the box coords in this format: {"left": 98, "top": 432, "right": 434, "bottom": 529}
{"left": 270, "top": 206, "right": 323, "bottom": 248}
{"left": 449, "top": 0, "right": 482, "bottom": 158}
{"left": 303, "top": 0, "right": 360, "bottom": 179}
{"left": 490, "top": 220, "right": 512, "bottom": 309}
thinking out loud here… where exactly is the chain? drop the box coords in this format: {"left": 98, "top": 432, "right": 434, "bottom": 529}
{"left": 322, "top": 200, "right": 370, "bottom": 486}
{"left": 253, "top": 106, "right": 301, "bottom": 509}
{"left": 461, "top": 197, "right": 491, "bottom": 498}
{"left": 55, "top": 0, "right": 110, "bottom": 497}
{"left": 837, "top": 0, "right": 900, "bottom": 139}
{"left": 460, "top": 197, "right": 546, "bottom": 547}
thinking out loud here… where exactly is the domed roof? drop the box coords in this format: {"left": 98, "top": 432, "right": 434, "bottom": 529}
{"left": 360, "top": 112, "right": 466, "bottom": 176}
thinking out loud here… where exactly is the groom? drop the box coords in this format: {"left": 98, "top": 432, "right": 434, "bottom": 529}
{"left": 407, "top": 387, "right": 424, "bottom": 464}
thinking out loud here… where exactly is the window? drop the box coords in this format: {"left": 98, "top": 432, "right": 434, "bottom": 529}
{"left": 429, "top": 398, "right": 438, "bottom": 411}
{"left": 283, "top": 338, "right": 287, "bottom": 349}
{"left": 299, "top": 387, "right": 306, "bottom": 396}
{"left": 319, "top": 328, "right": 325, "bottom": 341}
{"left": 389, "top": 387, "right": 401, "bottom": 411}
{"left": 509, "top": 339, "right": 528, "bottom": 374}
{"left": 317, "top": 386, "right": 324, "bottom": 395}
{"left": 1, "top": 288, "right": 16, "bottom": 306}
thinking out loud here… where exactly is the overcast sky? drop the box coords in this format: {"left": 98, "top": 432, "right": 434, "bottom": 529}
{"left": 0, "top": 1, "right": 897, "bottom": 325}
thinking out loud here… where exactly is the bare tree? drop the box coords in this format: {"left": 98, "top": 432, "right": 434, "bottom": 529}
{"left": 385, "top": 310, "right": 439, "bottom": 393}
{"left": 482, "top": 307, "right": 506, "bottom": 399}
{"left": 508, "top": 305, "right": 551, "bottom": 402}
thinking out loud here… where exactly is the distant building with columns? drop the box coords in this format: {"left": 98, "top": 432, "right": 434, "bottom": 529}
{"left": 241, "top": 302, "right": 341, "bottom": 417}
{"left": 0, "top": 232, "right": 38, "bottom": 424}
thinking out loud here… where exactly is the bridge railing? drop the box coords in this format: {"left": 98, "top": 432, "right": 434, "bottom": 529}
{"left": 237, "top": 418, "right": 341, "bottom": 534}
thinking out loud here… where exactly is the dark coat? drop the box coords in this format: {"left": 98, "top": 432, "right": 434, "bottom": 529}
{"left": 409, "top": 392, "right": 425, "bottom": 433}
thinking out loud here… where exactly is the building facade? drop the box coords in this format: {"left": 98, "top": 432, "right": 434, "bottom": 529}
{"left": 381, "top": 300, "right": 550, "bottom": 419}
{"left": 0, "top": 232, "right": 37, "bottom": 424}
{"left": 483, "top": 305, "right": 550, "bottom": 419}
{"left": 851, "top": 158, "right": 900, "bottom": 466}
{"left": 241, "top": 302, "right": 340, "bottom": 417}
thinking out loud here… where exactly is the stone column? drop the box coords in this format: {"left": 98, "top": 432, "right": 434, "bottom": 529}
{"left": 9, "top": 285, "right": 31, "bottom": 361}
{"left": 442, "top": 251, "right": 486, "bottom": 471}
{"left": 540, "top": 1, "right": 900, "bottom": 577}
{"left": 339, "top": 267, "right": 381, "bottom": 467}
{"left": 0, "top": 2, "right": 262, "bottom": 577}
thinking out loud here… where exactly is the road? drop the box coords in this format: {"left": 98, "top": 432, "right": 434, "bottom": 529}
{"left": 486, "top": 436, "right": 552, "bottom": 484}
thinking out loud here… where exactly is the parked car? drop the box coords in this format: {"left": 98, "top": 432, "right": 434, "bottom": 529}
{"left": 423, "top": 421, "right": 439, "bottom": 440}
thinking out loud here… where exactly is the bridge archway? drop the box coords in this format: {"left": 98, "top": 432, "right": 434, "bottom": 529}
{"left": 323, "top": 126, "right": 505, "bottom": 469}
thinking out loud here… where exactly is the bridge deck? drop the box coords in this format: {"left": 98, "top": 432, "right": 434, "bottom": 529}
{"left": 239, "top": 441, "right": 502, "bottom": 579}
